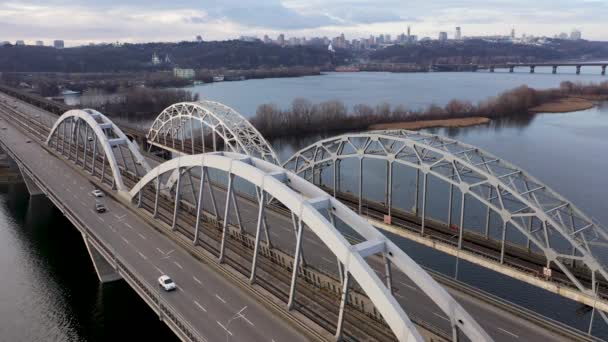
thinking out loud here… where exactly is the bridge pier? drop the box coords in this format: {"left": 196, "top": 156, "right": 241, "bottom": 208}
{"left": 509, "top": 66, "right": 514, "bottom": 73}
{"left": 552, "top": 65, "right": 558, "bottom": 74}
{"left": 82, "top": 233, "right": 121, "bottom": 283}
{"left": 576, "top": 65, "right": 582, "bottom": 75}
{"left": 529, "top": 65, "right": 535, "bottom": 74}
{"left": 602, "top": 65, "right": 606, "bottom": 76}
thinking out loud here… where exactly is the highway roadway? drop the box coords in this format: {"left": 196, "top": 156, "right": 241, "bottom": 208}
{"left": 0, "top": 109, "right": 312, "bottom": 342}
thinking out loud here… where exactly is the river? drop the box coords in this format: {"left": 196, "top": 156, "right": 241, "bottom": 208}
{"left": 2, "top": 70, "right": 608, "bottom": 340}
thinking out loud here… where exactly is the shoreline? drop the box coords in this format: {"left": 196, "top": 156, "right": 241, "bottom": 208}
{"left": 529, "top": 97, "right": 596, "bottom": 113}
{"left": 369, "top": 117, "right": 491, "bottom": 130}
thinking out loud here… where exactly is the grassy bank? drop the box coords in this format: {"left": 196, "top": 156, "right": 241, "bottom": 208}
{"left": 251, "top": 81, "right": 608, "bottom": 139}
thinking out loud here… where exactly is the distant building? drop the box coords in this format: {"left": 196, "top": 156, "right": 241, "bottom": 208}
{"left": 35, "top": 40, "right": 44, "bottom": 46}
{"left": 0, "top": 41, "right": 10, "bottom": 46}
{"left": 196, "top": 35, "right": 203, "bottom": 42}
{"left": 173, "top": 68, "right": 195, "bottom": 79}
{"left": 570, "top": 29, "right": 582, "bottom": 40}
{"left": 151, "top": 52, "right": 161, "bottom": 65}
{"left": 277, "top": 34, "right": 285, "bottom": 46}
{"left": 263, "top": 35, "right": 271, "bottom": 44}
{"left": 438, "top": 32, "right": 448, "bottom": 41}
{"left": 239, "top": 36, "right": 258, "bottom": 42}
{"left": 455, "top": 27, "right": 462, "bottom": 40}
{"left": 53, "top": 40, "right": 64, "bottom": 48}
{"left": 15, "top": 40, "right": 25, "bottom": 46}
{"left": 558, "top": 32, "right": 569, "bottom": 40}
{"left": 328, "top": 43, "right": 335, "bottom": 53}
{"left": 511, "top": 28, "right": 516, "bottom": 40}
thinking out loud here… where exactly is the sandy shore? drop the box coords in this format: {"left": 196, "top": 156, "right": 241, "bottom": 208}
{"left": 529, "top": 97, "right": 596, "bottom": 113}
{"left": 369, "top": 117, "right": 491, "bottom": 131}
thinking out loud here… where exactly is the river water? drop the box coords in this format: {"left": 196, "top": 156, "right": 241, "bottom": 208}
{"left": 3, "top": 70, "right": 608, "bottom": 340}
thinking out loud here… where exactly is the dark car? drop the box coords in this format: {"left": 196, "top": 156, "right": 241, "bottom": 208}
{"left": 95, "top": 202, "right": 106, "bottom": 213}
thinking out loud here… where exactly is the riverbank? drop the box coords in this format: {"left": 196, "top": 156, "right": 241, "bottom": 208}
{"left": 369, "top": 117, "right": 491, "bottom": 130}
{"left": 529, "top": 97, "right": 596, "bottom": 113}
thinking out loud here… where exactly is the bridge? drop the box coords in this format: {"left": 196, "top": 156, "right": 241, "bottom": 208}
{"left": 431, "top": 63, "right": 607, "bottom": 75}
{"left": 0, "top": 86, "right": 602, "bottom": 341}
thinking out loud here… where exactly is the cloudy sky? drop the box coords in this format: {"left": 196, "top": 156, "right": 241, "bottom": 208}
{"left": 1, "top": 0, "right": 606, "bottom": 46}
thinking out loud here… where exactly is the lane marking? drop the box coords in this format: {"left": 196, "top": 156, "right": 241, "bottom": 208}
{"left": 497, "top": 327, "right": 519, "bottom": 339}
{"left": 215, "top": 294, "right": 227, "bottom": 304}
{"left": 192, "top": 276, "right": 202, "bottom": 285}
{"left": 156, "top": 247, "right": 165, "bottom": 254}
{"left": 121, "top": 236, "right": 129, "bottom": 244}
{"left": 194, "top": 300, "right": 207, "bottom": 312}
{"left": 173, "top": 261, "right": 183, "bottom": 269}
{"left": 124, "top": 222, "right": 133, "bottom": 230}
{"left": 270, "top": 231, "right": 279, "bottom": 237}
{"left": 216, "top": 321, "right": 233, "bottom": 336}
{"left": 107, "top": 224, "right": 116, "bottom": 232}
{"left": 433, "top": 312, "right": 450, "bottom": 322}
{"left": 394, "top": 293, "right": 405, "bottom": 299}
{"left": 240, "top": 314, "right": 254, "bottom": 327}
{"left": 154, "top": 266, "right": 164, "bottom": 274}
{"left": 137, "top": 251, "right": 147, "bottom": 260}
{"left": 400, "top": 282, "right": 418, "bottom": 291}
{"left": 97, "top": 216, "right": 105, "bottom": 223}
{"left": 138, "top": 233, "right": 147, "bottom": 240}
{"left": 321, "top": 256, "right": 334, "bottom": 264}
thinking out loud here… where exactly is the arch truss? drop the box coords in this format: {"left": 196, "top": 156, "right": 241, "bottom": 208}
{"left": 46, "top": 109, "right": 151, "bottom": 192}
{"left": 147, "top": 101, "right": 280, "bottom": 164}
{"left": 283, "top": 130, "right": 608, "bottom": 306}
{"left": 128, "top": 151, "right": 491, "bottom": 342}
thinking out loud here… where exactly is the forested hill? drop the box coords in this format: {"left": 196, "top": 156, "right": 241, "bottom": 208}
{"left": 1, "top": 39, "right": 607, "bottom": 73}
{"left": 0, "top": 41, "right": 346, "bottom": 72}
{"left": 370, "top": 39, "right": 608, "bottom": 64}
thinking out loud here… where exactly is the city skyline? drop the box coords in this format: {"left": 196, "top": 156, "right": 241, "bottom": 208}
{"left": 0, "top": 1, "right": 606, "bottom": 46}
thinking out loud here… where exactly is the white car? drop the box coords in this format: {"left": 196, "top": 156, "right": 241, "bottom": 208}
{"left": 158, "top": 275, "right": 176, "bottom": 291}
{"left": 91, "top": 189, "right": 104, "bottom": 197}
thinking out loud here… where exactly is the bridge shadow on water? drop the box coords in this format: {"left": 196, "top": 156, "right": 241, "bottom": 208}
{"left": 0, "top": 183, "right": 178, "bottom": 342}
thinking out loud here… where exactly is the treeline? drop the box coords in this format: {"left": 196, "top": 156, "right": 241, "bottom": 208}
{"left": 89, "top": 88, "right": 199, "bottom": 121}
{"left": 369, "top": 39, "right": 608, "bottom": 65}
{"left": 251, "top": 81, "right": 608, "bottom": 138}
{"left": 0, "top": 41, "right": 347, "bottom": 72}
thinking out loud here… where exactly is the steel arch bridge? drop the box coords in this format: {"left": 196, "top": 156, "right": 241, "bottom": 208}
{"left": 128, "top": 151, "right": 492, "bottom": 342}
{"left": 283, "top": 130, "right": 608, "bottom": 312}
{"left": 46, "top": 109, "right": 151, "bottom": 192}
{"left": 147, "top": 101, "right": 280, "bottom": 164}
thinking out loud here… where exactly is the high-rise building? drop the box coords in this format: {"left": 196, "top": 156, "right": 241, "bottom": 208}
{"left": 510, "top": 28, "right": 516, "bottom": 39}
{"left": 53, "top": 40, "right": 64, "bottom": 49}
{"left": 15, "top": 40, "right": 25, "bottom": 46}
{"left": 570, "top": 29, "right": 582, "bottom": 40}
{"left": 438, "top": 32, "right": 448, "bottom": 41}
{"left": 35, "top": 40, "right": 44, "bottom": 46}
{"left": 277, "top": 34, "right": 285, "bottom": 46}
{"left": 407, "top": 26, "right": 411, "bottom": 38}
{"left": 455, "top": 27, "right": 462, "bottom": 40}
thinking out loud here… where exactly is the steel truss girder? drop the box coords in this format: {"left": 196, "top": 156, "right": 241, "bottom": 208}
{"left": 128, "top": 151, "right": 492, "bottom": 342}
{"left": 45, "top": 109, "right": 151, "bottom": 192}
{"left": 147, "top": 101, "right": 280, "bottom": 164}
{"left": 282, "top": 130, "right": 608, "bottom": 298}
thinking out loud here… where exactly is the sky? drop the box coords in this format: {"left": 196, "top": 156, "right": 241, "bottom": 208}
{"left": 1, "top": 0, "right": 607, "bottom": 46}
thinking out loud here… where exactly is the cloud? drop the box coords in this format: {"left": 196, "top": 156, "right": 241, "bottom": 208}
{"left": 1, "top": 0, "right": 607, "bottom": 45}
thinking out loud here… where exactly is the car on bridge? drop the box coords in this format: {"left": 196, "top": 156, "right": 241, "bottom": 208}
{"left": 158, "top": 275, "right": 176, "bottom": 291}
{"left": 95, "top": 202, "right": 106, "bottom": 213}
{"left": 91, "top": 189, "right": 104, "bottom": 197}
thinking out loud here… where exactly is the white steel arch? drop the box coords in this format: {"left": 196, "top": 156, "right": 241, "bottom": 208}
{"left": 129, "top": 151, "right": 492, "bottom": 342}
{"left": 147, "top": 101, "right": 280, "bottom": 164}
{"left": 46, "top": 109, "right": 151, "bottom": 192}
{"left": 283, "top": 130, "right": 608, "bottom": 303}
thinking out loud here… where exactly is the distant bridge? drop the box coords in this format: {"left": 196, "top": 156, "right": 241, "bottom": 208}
{"left": 431, "top": 63, "right": 607, "bottom": 75}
